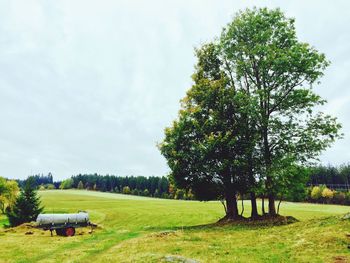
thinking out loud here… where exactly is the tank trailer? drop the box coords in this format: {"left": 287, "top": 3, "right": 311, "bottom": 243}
{"left": 36, "top": 211, "right": 96, "bottom": 236}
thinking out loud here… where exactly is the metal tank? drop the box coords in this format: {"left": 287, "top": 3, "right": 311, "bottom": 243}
{"left": 36, "top": 211, "right": 95, "bottom": 236}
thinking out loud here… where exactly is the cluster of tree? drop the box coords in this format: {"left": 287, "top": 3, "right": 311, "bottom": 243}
{"left": 16, "top": 173, "right": 54, "bottom": 188}
{"left": 159, "top": 8, "right": 342, "bottom": 219}
{"left": 6, "top": 177, "right": 43, "bottom": 226}
{"left": 307, "top": 185, "right": 350, "bottom": 205}
{"left": 308, "top": 164, "right": 350, "bottom": 186}
{"left": 0, "top": 177, "right": 20, "bottom": 214}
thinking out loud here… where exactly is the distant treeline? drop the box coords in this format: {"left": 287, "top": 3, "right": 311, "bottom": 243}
{"left": 15, "top": 164, "right": 350, "bottom": 202}
{"left": 308, "top": 164, "right": 350, "bottom": 187}
{"left": 17, "top": 173, "right": 56, "bottom": 188}
{"left": 70, "top": 174, "right": 171, "bottom": 197}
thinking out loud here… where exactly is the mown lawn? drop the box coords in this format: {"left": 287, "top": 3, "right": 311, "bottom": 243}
{"left": 0, "top": 190, "right": 349, "bottom": 262}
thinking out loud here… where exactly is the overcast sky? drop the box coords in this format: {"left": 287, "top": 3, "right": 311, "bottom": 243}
{"left": 0, "top": 0, "right": 349, "bottom": 180}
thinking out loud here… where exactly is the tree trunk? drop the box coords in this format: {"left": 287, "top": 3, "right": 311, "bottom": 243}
{"left": 277, "top": 195, "right": 283, "bottom": 215}
{"left": 261, "top": 196, "right": 265, "bottom": 215}
{"left": 262, "top": 127, "right": 277, "bottom": 216}
{"left": 268, "top": 194, "right": 276, "bottom": 216}
{"left": 220, "top": 199, "right": 227, "bottom": 214}
{"left": 250, "top": 192, "right": 258, "bottom": 218}
{"left": 226, "top": 193, "right": 239, "bottom": 219}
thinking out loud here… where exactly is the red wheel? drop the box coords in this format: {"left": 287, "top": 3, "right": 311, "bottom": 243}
{"left": 65, "top": 227, "right": 75, "bottom": 236}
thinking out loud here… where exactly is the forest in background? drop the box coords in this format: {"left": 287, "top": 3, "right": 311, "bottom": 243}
{"left": 9, "top": 163, "right": 350, "bottom": 205}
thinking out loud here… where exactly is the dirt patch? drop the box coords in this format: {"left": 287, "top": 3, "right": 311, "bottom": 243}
{"left": 333, "top": 256, "right": 348, "bottom": 263}
{"left": 154, "top": 230, "right": 177, "bottom": 238}
{"left": 216, "top": 214, "right": 298, "bottom": 227}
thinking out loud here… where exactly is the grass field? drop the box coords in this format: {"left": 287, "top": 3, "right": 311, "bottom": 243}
{"left": 0, "top": 190, "right": 350, "bottom": 263}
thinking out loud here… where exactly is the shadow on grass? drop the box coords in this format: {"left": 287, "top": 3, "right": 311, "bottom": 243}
{"left": 146, "top": 215, "right": 299, "bottom": 233}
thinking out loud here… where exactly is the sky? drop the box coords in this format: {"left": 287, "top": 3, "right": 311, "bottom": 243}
{"left": 0, "top": 0, "right": 349, "bottom": 180}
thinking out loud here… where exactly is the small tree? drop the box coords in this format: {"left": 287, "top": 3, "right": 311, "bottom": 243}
{"left": 322, "top": 188, "right": 334, "bottom": 204}
{"left": 6, "top": 178, "right": 43, "bottom": 226}
{"left": 59, "top": 179, "right": 73, "bottom": 189}
{"left": 77, "top": 181, "right": 84, "bottom": 190}
{"left": 46, "top": 184, "right": 55, "bottom": 190}
{"left": 175, "top": 189, "right": 185, "bottom": 200}
{"left": 310, "top": 186, "right": 322, "bottom": 202}
{"left": 143, "top": 189, "right": 150, "bottom": 196}
{"left": 0, "top": 177, "right": 19, "bottom": 214}
{"left": 122, "top": 186, "right": 131, "bottom": 195}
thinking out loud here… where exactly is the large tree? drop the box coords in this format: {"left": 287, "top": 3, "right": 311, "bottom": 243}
{"left": 160, "top": 43, "right": 259, "bottom": 219}
{"left": 220, "top": 8, "right": 342, "bottom": 215}
{"left": 160, "top": 7, "right": 341, "bottom": 219}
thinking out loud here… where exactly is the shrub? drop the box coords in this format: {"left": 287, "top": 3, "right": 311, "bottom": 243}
{"left": 122, "top": 186, "right": 131, "bottom": 195}
{"left": 334, "top": 191, "right": 346, "bottom": 205}
{"left": 175, "top": 189, "right": 185, "bottom": 200}
{"left": 143, "top": 189, "right": 150, "bottom": 196}
{"left": 38, "top": 185, "right": 45, "bottom": 191}
{"left": 46, "top": 184, "right": 55, "bottom": 190}
{"left": 310, "top": 186, "right": 322, "bottom": 201}
{"left": 345, "top": 192, "right": 350, "bottom": 205}
{"left": 154, "top": 189, "right": 160, "bottom": 198}
{"left": 161, "top": 193, "right": 169, "bottom": 199}
{"left": 186, "top": 189, "right": 195, "bottom": 200}
{"left": 59, "top": 179, "right": 73, "bottom": 189}
{"left": 322, "top": 188, "right": 334, "bottom": 203}
{"left": 131, "top": 189, "right": 138, "bottom": 195}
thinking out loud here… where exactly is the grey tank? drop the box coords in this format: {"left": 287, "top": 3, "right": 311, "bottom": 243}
{"left": 36, "top": 212, "right": 89, "bottom": 226}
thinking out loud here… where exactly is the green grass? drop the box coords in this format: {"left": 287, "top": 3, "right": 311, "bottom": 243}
{"left": 0, "top": 190, "right": 349, "bottom": 262}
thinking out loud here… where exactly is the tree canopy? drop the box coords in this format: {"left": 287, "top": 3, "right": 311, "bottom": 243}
{"left": 0, "top": 177, "right": 19, "bottom": 214}
{"left": 6, "top": 178, "right": 43, "bottom": 226}
{"left": 159, "top": 7, "right": 342, "bottom": 219}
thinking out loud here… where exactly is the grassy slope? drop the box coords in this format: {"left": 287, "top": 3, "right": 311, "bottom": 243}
{"left": 0, "top": 190, "right": 349, "bottom": 263}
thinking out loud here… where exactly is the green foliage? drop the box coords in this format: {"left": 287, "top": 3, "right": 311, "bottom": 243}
{"left": 71, "top": 174, "right": 170, "bottom": 197}
{"left": 321, "top": 188, "right": 334, "bottom": 200}
{"left": 310, "top": 186, "right": 323, "bottom": 201}
{"left": 38, "top": 185, "right": 46, "bottom": 191}
{"left": 345, "top": 192, "right": 350, "bottom": 205}
{"left": 122, "top": 186, "right": 131, "bottom": 195}
{"left": 160, "top": 7, "right": 342, "bottom": 217}
{"left": 334, "top": 191, "right": 346, "bottom": 205}
{"left": 175, "top": 189, "right": 185, "bottom": 200}
{"left": 0, "top": 177, "right": 19, "bottom": 214}
{"left": 46, "top": 184, "right": 55, "bottom": 190}
{"left": 307, "top": 186, "right": 347, "bottom": 205}
{"left": 59, "top": 179, "right": 73, "bottom": 189}
{"left": 186, "top": 189, "right": 195, "bottom": 200}
{"left": 6, "top": 178, "right": 43, "bottom": 226}
{"left": 308, "top": 163, "right": 350, "bottom": 186}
